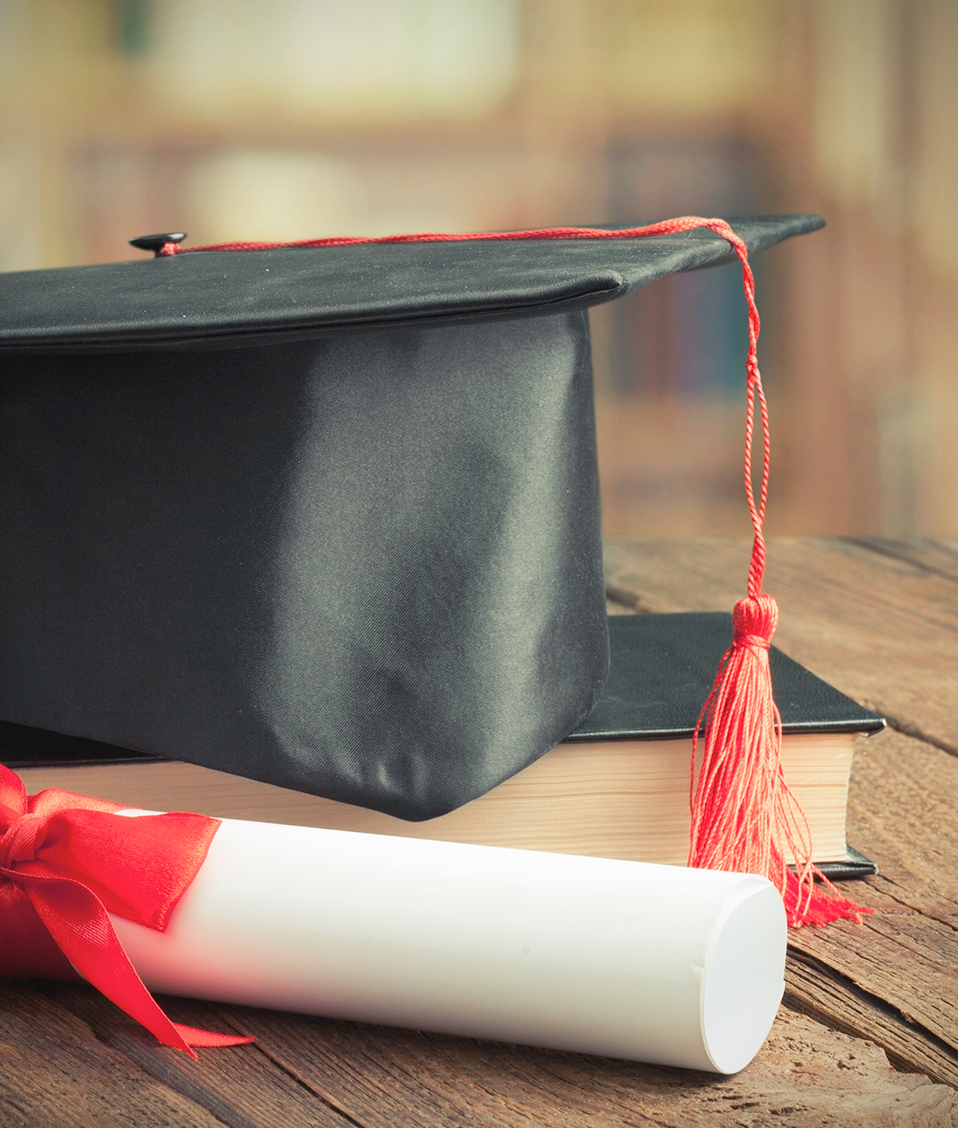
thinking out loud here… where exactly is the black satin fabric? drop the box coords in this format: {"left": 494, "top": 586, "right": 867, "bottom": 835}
{"left": 0, "top": 312, "right": 607, "bottom": 819}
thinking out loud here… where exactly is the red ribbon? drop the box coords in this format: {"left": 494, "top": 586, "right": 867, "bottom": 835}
{"left": 0, "top": 764, "right": 252, "bottom": 1055}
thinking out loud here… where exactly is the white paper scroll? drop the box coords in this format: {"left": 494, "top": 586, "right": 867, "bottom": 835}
{"left": 112, "top": 816, "right": 786, "bottom": 1073}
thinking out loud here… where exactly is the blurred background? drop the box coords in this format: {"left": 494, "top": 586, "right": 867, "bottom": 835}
{"left": 1, "top": 0, "right": 956, "bottom": 538}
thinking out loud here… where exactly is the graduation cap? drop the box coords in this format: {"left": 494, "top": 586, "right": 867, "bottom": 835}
{"left": 0, "top": 215, "right": 862, "bottom": 927}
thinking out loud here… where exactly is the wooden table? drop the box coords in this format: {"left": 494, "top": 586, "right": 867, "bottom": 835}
{"left": 3, "top": 539, "right": 958, "bottom": 1127}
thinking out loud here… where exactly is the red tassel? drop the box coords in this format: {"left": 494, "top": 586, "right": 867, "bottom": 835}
{"left": 686, "top": 225, "right": 869, "bottom": 929}
{"left": 689, "top": 595, "right": 868, "bottom": 927}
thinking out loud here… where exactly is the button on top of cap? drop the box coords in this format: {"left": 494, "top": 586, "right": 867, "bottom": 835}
{"left": 129, "top": 233, "right": 187, "bottom": 255}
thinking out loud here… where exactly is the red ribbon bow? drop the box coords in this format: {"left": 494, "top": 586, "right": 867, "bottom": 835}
{"left": 0, "top": 764, "right": 252, "bottom": 1055}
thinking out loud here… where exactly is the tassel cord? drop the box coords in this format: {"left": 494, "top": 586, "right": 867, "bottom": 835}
{"left": 683, "top": 223, "right": 869, "bottom": 929}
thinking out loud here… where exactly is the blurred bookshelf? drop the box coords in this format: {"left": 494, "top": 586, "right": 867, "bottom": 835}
{"left": 3, "top": 0, "right": 958, "bottom": 538}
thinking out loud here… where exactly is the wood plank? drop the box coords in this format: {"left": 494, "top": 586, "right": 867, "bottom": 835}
{"left": 181, "top": 1002, "right": 958, "bottom": 1127}
{"left": 846, "top": 539, "right": 958, "bottom": 585}
{"left": 603, "top": 538, "right": 958, "bottom": 753}
{"left": 19, "top": 959, "right": 958, "bottom": 1126}
{"left": 844, "top": 727, "right": 958, "bottom": 914}
{"left": 785, "top": 726, "right": 958, "bottom": 1088}
{"left": 784, "top": 949, "right": 958, "bottom": 1090}
{"left": 0, "top": 980, "right": 228, "bottom": 1128}
{"left": 40, "top": 982, "right": 356, "bottom": 1128}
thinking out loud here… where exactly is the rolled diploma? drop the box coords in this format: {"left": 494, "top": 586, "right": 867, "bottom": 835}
{"left": 111, "top": 816, "right": 786, "bottom": 1073}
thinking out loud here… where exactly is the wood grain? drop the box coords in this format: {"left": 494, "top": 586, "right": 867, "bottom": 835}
{"left": 0, "top": 980, "right": 226, "bottom": 1128}
{"left": 25, "top": 981, "right": 958, "bottom": 1127}
{"left": 56, "top": 997, "right": 944, "bottom": 1128}
{"left": 225, "top": 1001, "right": 958, "bottom": 1123}
{"left": 37, "top": 982, "right": 353, "bottom": 1128}
{"left": 784, "top": 726, "right": 958, "bottom": 1088}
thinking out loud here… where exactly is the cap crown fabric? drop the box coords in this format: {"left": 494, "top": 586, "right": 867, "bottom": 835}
{"left": 0, "top": 217, "right": 822, "bottom": 819}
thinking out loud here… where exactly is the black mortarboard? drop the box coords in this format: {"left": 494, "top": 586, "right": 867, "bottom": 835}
{"left": 0, "top": 216, "right": 822, "bottom": 824}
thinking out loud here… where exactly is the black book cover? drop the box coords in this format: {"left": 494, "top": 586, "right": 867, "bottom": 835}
{"left": 569, "top": 612, "right": 884, "bottom": 741}
{"left": 566, "top": 613, "right": 883, "bottom": 879}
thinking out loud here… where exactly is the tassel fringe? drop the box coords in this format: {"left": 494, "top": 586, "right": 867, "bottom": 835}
{"left": 689, "top": 594, "right": 870, "bottom": 928}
